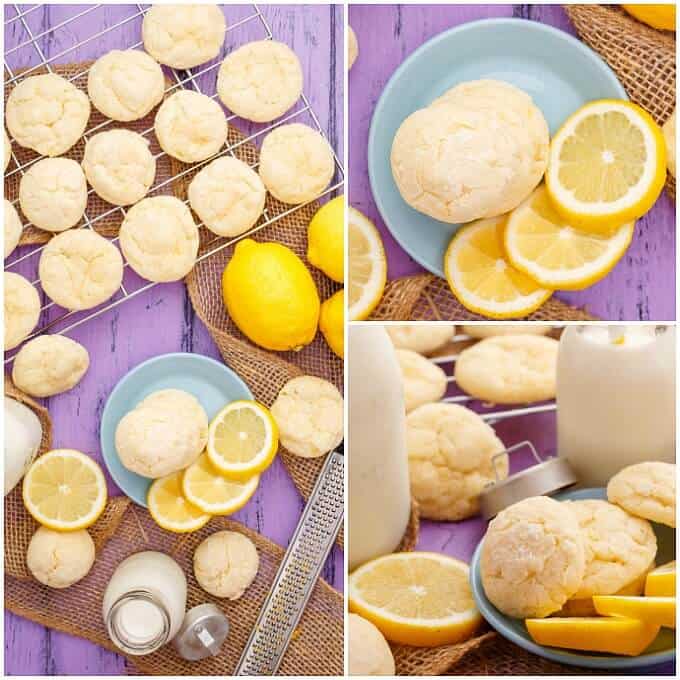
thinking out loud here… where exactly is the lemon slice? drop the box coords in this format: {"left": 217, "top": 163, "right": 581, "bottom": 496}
{"left": 546, "top": 100, "right": 666, "bottom": 232}
{"left": 593, "top": 595, "right": 676, "bottom": 629}
{"left": 183, "top": 452, "right": 260, "bottom": 515}
{"left": 22, "top": 449, "right": 107, "bottom": 531}
{"left": 646, "top": 561, "right": 676, "bottom": 597}
{"left": 444, "top": 215, "right": 552, "bottom": 319}
{"left": 148, "top": 471, "right": 210, "bottom": 533}
{"left": 206, "top": 400, "right": 278, "bottom": 480}
{"left": 348, "top": 206, "right": 387, "bottom": 321}
{"left": 348, "top": 552, "right": 482, "bottom": 647}
{"left": 504, "top": 185, "right": 635, "bottom": 289}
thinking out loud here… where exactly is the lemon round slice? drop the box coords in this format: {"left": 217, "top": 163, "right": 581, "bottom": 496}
{"left": 22, "top": 449, "right": 107, "bottom": 531}
{"left": 348, "top": 206, "right": 386, "bottom": 321}
{"left": 505, "top": 185, "right": 635, "bottom": 290}
{"left": 148, "top": 471, "right": 210, "bottom": 533}
{"left": 183, "top": 452, "right": 259, "bottom": 515}
{"left": 348, "top": 552, "right": 482, "bottom": 647}
{"left": 444, "top": 216, "right": 552, "bottom": 319}
{"left": 546, "top": 100, "right": 666, "bottom": 232}
{"left": 206, "top": 400, "right": 278, "bottom": 480}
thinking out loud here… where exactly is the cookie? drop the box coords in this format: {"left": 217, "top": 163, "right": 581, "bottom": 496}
{"left": 4, "top": 199, "right": 22, "bottom": 259}
{"left": 462, "top": 324, "right": 552, "bottom": 339}
{"left": 258, "top": 123, "right": 335, "bottom": 204}
{"left": 119, "top": 196, "right": 199, "bottom": 282}
{"left": 386, "top": 324, "right": 455, "bottom": 354}
{"left": 348, "top": 26, "right": 358, "bottom": 70}
{"left": 5, "top": 272, "right": 41, "bottom": 351}
{"left": 39, "top": 230, "right": 123, "bottom": 311}
{"left": 395, "top": 348, "right": 447, "bottom": 412}
{"left": 6, "top": 73, "right": 90, "bottom": 157}
{"left": 348, "top": 614, "right": 394, "bottom": 676}
{"left": 4, "top": 129, "right": 12, "bottom": 170}
{"left": 217, "top": 40, "right": 303, "bottom": 123}
{"left": 187, "top": 156, "right": 265, "bottom": 237}
{"left": 19, "top": 158, "right": 87, "bottom": 232}
{"left": 82, "top": 129, "right": 156, "bottom": 206}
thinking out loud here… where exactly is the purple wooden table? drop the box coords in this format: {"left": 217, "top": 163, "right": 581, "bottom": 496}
{"left": 348, "top": 4, "right": 676, "bottom": 321}
{"left": 4, "top": 5, "right": 342, "bottom": 675}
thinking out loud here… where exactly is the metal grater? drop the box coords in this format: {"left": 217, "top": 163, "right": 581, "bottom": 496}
{"left": 235, "top": 448, "right": 344, "bottom": 675}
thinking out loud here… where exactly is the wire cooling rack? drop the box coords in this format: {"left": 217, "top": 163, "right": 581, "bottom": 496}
{"left": 4, "top": 4, "right": 344, "bottom": 364}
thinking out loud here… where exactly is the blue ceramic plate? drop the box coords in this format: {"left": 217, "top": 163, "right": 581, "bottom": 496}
{"left": 367, "top": 18, "right": 628, "bottom": 277}
{"left": 470, "top": 487, "right": 676, "bottom": 670}
{"left": 100, "top": 353, "right": 253, "bottom": 507}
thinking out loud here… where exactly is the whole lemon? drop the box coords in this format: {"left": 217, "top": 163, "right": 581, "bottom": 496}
{"left": 223, "top": 239, "right": 320, "bottom": 351}
{"left": 622, "top": 4, "right": 675, "bottom": 31}
{"left": 320, "top": 289, "right": 344, "bottom": 358}
{"left": 307, "top": 195, "right": 344, "bottom": 283}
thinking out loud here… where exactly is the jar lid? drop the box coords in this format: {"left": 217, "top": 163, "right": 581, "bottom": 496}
{"left": 172, "top": 604, "right": 229, "bottom": 661}
{"left": 479, "top": 440, "right": 578, "bottom": 519}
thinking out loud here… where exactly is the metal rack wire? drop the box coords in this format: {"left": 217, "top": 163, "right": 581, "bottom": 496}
{"left": 4, "top": 4, "right": 344, "bottom": 364}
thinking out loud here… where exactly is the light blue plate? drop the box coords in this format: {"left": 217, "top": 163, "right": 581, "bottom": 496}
{"left": 470, "top": 487, "right": 676, "bottom": 670}
{"left": 100, "top": 353, "right": 253, "bottom": 507}
{"left": 367, "top": 18, "right": 628, "bottom": 277}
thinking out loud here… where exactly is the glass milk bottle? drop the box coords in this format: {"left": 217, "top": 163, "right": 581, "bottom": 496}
{"left": 103, "top": 551, "right": 187, "bottom": 655}
{"left": 557, "top": 325, "right": 675, "bottom": 486}
{"left": 348, "top": 325, "right": 411, "bottom": 571}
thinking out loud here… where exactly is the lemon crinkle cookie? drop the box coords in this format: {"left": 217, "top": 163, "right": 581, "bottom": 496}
{"left": 4, "top": 129, "right": 12, "bottom": 170}
{"left": 119, "top": 196, "right": 199, "bottom": 282}
{"left": 6, "top": 73, "right": 90, "bottom": 157}
{"left": 395, "top": 348, "right": 447, "bottom": 412}
{"left": 27, "top": 527, "right": 95, "bottom": 589}
{"left": 188, "top": 156, "right": 266, "bottom": 237}
{"left": 82, "top": 129, "right": 156, "bottom": 206}
{"left": 480, "top": 496, "right": 585, "bottom": 618}
{"left": 386, "top": 323, "right": 455, "bottom": 354}
{"left": 19, "top": 158, "right": 87, "bottom": 232}
{"left": 462, "top": 324, "right": 552, "bottom": 339}
{"left": 142, "top": 4, "right": 226, "bottom": 69}
{"left": 258, "top": 123, "right": 335, "bottom": 204}
{"left": 39, "top": 230, "right": 123, "bottom": 311}
{"left": 4, "top": 199, "right": 22, "bottom": 259}
{"left": 217, "top": 40, "right": 303, "bottom": 123}
{"left": 4, "top": 272, "right": 41, "bottom": 351}
{"left": 88, "top": 49, "right": 164, "bottom": 121}
{"left": 348, "top": 613, "right": 395, "bottom": 676}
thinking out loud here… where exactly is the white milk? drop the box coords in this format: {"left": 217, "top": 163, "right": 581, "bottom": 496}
{"left": 557, "top": 325, "right": 675, "bottom": 486}
{"left": 348, "top": 325, "right": 411, "bottom": 570}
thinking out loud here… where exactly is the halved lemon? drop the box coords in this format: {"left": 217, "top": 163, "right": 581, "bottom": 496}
{"left": 206, "top": 400, "right": 278, "bottom": 480}
{"left": 348, "top": 552, "right": 482, "bottom": 647}
{"left": 504, "top": 185, "right": 635, "bottom": 289}
{"left": 147, "top": 471, "right": 210, "bottom": 533}
{"left": 645, "top": 561, "right": 676, "bottom": 597}
{"left": 182, "top": 452, "right": 260, "bottom": 515}
{"left": 593, "top": 595, "right": 676, "bottom": 628}
{"left": 22, "top": 449, "right": 107, "bottom": 531}
{"left": 444, "top": 215, "right": 552, "bottom": 318}
{"left": 545, "top": 99, "right": 666, "bottom": 232}
{"left": 348, "top": 206, "right": 387, "bottom": 321}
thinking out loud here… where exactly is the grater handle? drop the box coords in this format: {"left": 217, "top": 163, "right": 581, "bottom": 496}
{"left": 234, "top": 449, "right": 344, "bottom": 676}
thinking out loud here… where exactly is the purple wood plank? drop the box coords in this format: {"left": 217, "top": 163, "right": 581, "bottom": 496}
{"left": 5, "top": 4, "right": 342, "bottom": 675}
{"left": 348, "top": 4, "right": 676, "bottom": 320}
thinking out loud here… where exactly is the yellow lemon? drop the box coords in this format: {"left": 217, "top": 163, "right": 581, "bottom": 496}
{"left": 223, "top": 239, "right": 320, "bottom": 351}
{"left": 645, "top": 561, "right": 676, "bottom": 597}
{"left": 593, "top": 595, "right": 676, "bottom": 628}
{"left": 623, "top": 4, "right": 676, "bottom": 31}
{"left": 307, "top": 195, "right": 344, "bottom": 283}
{"left": 147, "top": 471, "right": 211, "bottom": 533}
{"left": 320, "top": 289, "right": 344, "bottom": 358}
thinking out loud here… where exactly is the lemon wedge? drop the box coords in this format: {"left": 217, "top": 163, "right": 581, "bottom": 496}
{"left": 645, "top": 561, "right": 676, "bottom": 597}
{"left": 206, "top": 400, "right": 278, "bottom": 480}
{"left": 348, "top": 552, "right": 482, "bottom": 647}
{"left": 444, "top": 215, "right": 551, "bottom": 318}
{"left": 22, "top": 449, "right": 107, "bottom": 531}
{"left": 147, "top": 471, "right": 210, "bottom": 533}
{"left": 182, "top": 452, "right": 260, "bottom": 515}
{"left": 546, "top": 100, "right": 666, "bottom": 232}
{"left": 348, "top": 206, "right": 386, "bottom": 321}
{"left": 593, "top": 596, "right": 676, "bottom": 628}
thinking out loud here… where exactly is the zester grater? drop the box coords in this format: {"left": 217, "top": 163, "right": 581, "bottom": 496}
{"left": 234, "top": 447, "right": 344, "bottom": 675}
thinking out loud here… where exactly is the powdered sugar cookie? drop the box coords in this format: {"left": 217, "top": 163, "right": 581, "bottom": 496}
{"left": 4, "top": 199, "right": 22, "bottom": 259}
{"left": 395, "top": 348, "right": 447, "bottom": 412}
{"left": 5, "top": 272, "right": 41, "bottom": 351}
{"left": 386, "top": 324, "right": 455, "bottom": 354}
{"left": 462, "top": 324, "right": 552, "bottom": 339}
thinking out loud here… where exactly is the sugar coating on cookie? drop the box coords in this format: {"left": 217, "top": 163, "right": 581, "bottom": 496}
{"left": 258, "top": 123, "right": 334, "bottom": 204}
{"left": 386, "top": 324, "right": 455, "bottom": 354}
{"left": 395, "top": 348, "right": 447, "bottom": 412}
{"left": 4, "top": 272, "right": 41, "bottom": 351}
{"left": 270, "top": 375, "right": 343, "bottom": 459}
{"left": 348, "top": 26, "right": 359, "bottom": 70}
{"left": 217, "top": 40, "right": 302, "bottom": 123}
{"left": 4, "top": 199, "right": 22, "bottom": 259}
{"left": 82, "top": 129, "right": 156, "bottom": 206}
{"left": 12, "top": 334, "right": 89, "bottom": 398}
{"left": 4, "top": 129, "right": 12, "bottom": 170}
{"left": 569, "top": 499, "right": 657, "bottom": 599}
{"left": 19, "top": 158, "right": 87, "bottom": 232}
{"left": 142, "top": 4, "right": 226, "bottom": 69}
{"left": 407, "top": 402, "right": 507, "bottom": 521}
{"left": 455, "top": 335, "right": 558, "bottom": 404}
{"left": 155, "top": 90, "right": 228, "bottom": 163}
{"left": 462, "top": 324, "right": 552, "bottom": 339}
{"left": 187, "top": 156, "right": 265, "bottom": 237}
{"left": 39, "top": 229, "right": 123, "bottom": 311}
{"left": 480, "top": 496, "right": 585, "bottom": 618}
{"left": 119, "top": 196, "right": 199, "bottom": 282}
{"left": 6, "top": 73, "right": 90, "bottom": 157}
